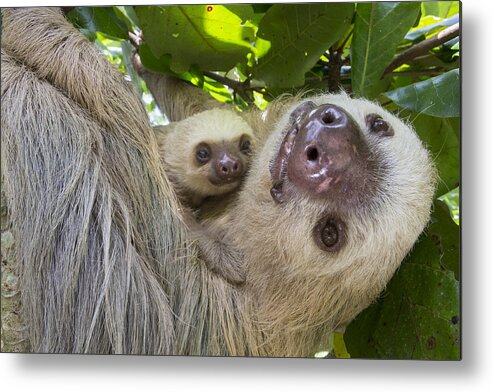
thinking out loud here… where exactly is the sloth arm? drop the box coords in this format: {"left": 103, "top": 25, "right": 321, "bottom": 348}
{"left": 184, "top": 211, "right": 246, "bottom": 285}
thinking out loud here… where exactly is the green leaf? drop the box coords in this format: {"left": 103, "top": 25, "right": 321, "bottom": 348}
{"left": 202, "top": 78, "right": 234, "bottom": 104}
{"left": 252, "top": 4, "right": 273, "bottom": 14}
{"left": 422, "top": 1, "right": 460, "bottom": 19}
{"left": 439, "top": 186, "right": 460, "bottom": 225}
{"left": 138, "top": 43, "right": 174, "bottom": 74}
{"left": 345, "top": 201, "right": 460, "bottom": 359}
{"left": 114, "top": 6, "right": 140, "bottom": 30}
{"left": 121, "top": 41, "right": 144, "bottom": 95}
{"left": 351, "top": 2, "right": 421, "bottom": 98}
{"left": 342, "top": 301, "right": 382, "bottom": 358}
{"left": 254, "top": 3, "right": 354, "bottom": 88}
{"left": 413, "top": 113, "right": 460, "bottom": 196}
{"left": 384, "top": 69, "right": 459, "bottom": 118}
{"left": 331, "top": 332, "right": 351, "bottom": 359}
{"left": 413, "top": 201, "right": 460, "bottom": 279}
{"left": 223, "top": 5, "right": 254, "bottom": 23}
{"left": 135, "top": 5, "right": 255, "bottom": 73}
{"left": 406, "top": 14, "right": 459, "bottom": 41}
{"left": 67, "top": 7, "right": 129, "bottom": 41}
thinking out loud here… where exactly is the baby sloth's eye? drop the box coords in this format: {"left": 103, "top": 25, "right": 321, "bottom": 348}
{"left": 366, "top": 114, "right": 394, "bottom": 137}
{"left": 195, "top": 144, "right": 211, "bottom": 164}
{"left": 240, "top": 137, "right": 252, "bottom": 155}
{"left": 313, "top": 216, "right": 346, "bottom": 252}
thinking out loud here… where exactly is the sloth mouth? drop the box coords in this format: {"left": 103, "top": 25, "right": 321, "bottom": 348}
{"left": 208, "top": 175, "right": 241, "bottom": 187}
{"left": 269, "top": 101, "right": 377, "bottom": 205}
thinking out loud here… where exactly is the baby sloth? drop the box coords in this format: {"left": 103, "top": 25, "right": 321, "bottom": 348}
{"left": 154, "top": 108, "right": 255, "bottom": 284}
{"left": 154, "top": 108, "right": 255, "bottom": 208}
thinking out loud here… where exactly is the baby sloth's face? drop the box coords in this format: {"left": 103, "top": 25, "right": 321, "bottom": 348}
{"left": 193, "top": 133, "right": 253, "bottom": 190}
{"left": 178, "top": 108, "right": 256, "bottom": 200}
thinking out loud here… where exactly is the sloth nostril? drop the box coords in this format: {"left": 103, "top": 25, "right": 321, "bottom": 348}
{"left": 222, "top": 166, "right": 228, "bottom": 173}
{"left": 306, "top": 146, "right": 319, "bottom": 162}
{"left": 322, "top": 112, "right": 337, "bottom": 124}
{"left": 233, "top": 163, "right": 238, "bottom": 171}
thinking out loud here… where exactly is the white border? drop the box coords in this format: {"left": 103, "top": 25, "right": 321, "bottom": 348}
{"left": 2, "top": 0, "right": 491, "bottom": 391}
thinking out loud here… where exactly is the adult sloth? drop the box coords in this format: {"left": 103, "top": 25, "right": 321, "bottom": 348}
{"left": 0, "top": 7, "right": 435, "bottom": 356}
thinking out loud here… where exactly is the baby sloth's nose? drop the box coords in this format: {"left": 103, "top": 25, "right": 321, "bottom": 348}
{"left": 215, "top": 153, "right": 243, "bottom": 182}
{"left": 287, "top": 104, "right": 369, "bottom": 196}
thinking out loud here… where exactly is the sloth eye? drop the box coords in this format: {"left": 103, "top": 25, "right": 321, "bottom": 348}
{"left": 313, "top": 216, "right": 346, "bottom": 252}
{"left": 366, "top": 114, "right": 394, "bottom": 137}
{"left": 322, "top": 223, "right": 338, "bottom": 247}
{"left": 195, "top": 145, "right": 211, "bottom": 164}
{"left": 240, "top": 138, "right": 252, "bottom": 155}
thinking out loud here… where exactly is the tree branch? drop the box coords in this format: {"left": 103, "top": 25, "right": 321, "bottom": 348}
{"left": 203, "top": 71, "right": 264, "bottom": 97}
{"left": 384, "top": 23, "right": 459, "bottom": 74}
{"left": 327, "top": 48, "right": 343, "bottom": 93}
{"left": 128, "top": 32, "right": 143, "bottom": 49}
{"left": 203, "top": 71, "right": 245, "bottom": 90}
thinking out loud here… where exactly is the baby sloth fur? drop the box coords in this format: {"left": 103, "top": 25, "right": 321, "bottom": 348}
{"left": 1, "top": 7, "right": 436, "bottom": 357}
{"left": 153, "top": 109, "right": 255, "bottom": 284}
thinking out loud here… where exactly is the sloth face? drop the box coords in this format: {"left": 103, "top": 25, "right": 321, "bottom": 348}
{"left": 166, "top": 108, "right": 256, "bottom": 200}
{"left": 239, "top": 93, "right": 435, "bottom": 279}
{"left": 193, "top": 133, "right": 253, "bottom": 188}
{"left": 268, "top": 99, "right": 398, "bottom": 255}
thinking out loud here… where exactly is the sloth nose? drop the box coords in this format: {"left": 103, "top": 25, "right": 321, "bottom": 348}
{"left": 215, "top": 153, "right": 243, "bottom": 182}
{"left": 287, "top": 104, "right": 369, "bottom": 196}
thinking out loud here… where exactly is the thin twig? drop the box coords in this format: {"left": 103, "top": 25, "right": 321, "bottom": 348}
{"left": 128, "top": 32, "right": 142, "bottom": 49}
{"left": 203, "top": 71, "right": 264, "bottom": 95}
{"left": 325, "top": 27, "right": 353, "bottom": 93}
{"left": 203, "top": 71, "right": 244, "bottom": 90}
{"left": 384, "top": 23, "right": 459, "bottom": 74}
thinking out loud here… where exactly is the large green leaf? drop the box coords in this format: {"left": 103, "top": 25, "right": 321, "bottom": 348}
{"left": 254, "top": 3, "right": 354, "bottom": 88}
{"left": 344, "top": 202, "right": 460, "bottom": 359}
{"left": 67, "top": 7, "right": 129, "bottom": 40}
{"left": 351, "top": 2, "right": 421, "bottom": 98}
{"left": 135, "top": 5, "right": 255, "bottom": 73}
{"left": 384, "top": 69, "right": 459, "bottom": 118}
{"left": 413, "top": 113, "right": 460, "bottom": 196}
